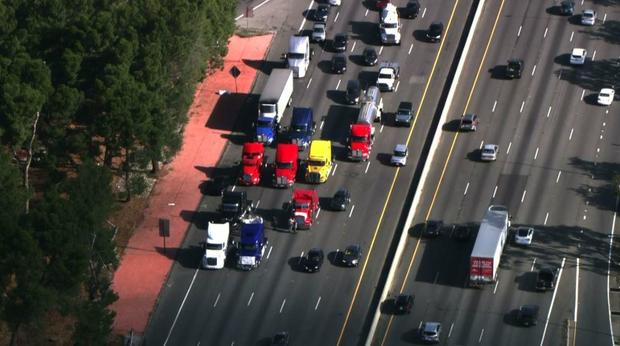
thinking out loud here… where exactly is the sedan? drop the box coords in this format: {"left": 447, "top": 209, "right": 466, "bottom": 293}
{"left": 597, "top": 88, "right": 615, "bottom": 106}
{"left": 424, "top": 220, "right": 443, "bottom": 237}
{"left": 341, "top": 244, "right": 362, "bottom": 267}
{"left": 303, "top": 248, "right": 324, "bottom": 273}
{"left": 581, "top": 9, "right": 596, "bottom": 25}
{"left": 459, "top": 113, "right": 478, "bottom": 131}
{"left": 345, "top": 80, "right": 361, "bottom": 104}
{"left": 394, "top": 294, "right": 414, "bottom": 314}
{"left": 569, "top": 48, "right": 587, "bottom": 65}
{"left": 559, "top": 0, "right": 574, "bottom": 15}
{"left": 311, "top": 22, "right": 326, "bottom": 43}
{"left": 314, "top": 4, "right": 330, "bottom": 22}
{"left": 271, "top": 332, "right": 290, "bottom": 346}
{"left": 400, "top": 0, "right": 420, "bottom": 19}
{"left": 362, "top": 47, "right": 378, "bottom": 66}
{"left": 514, "top": 226, "right": 534, "bottom": 246}
{"left": 390, "top": 144, "right": 408, "bottom": 166}
{"left": 481, "top": 144, "right": 498, "bottom": 161}
{"left": 426, "top": 22, "right": 443, "bottom": 42}
{"left": 516, "top": 305, "right": 539, "bottom": 326}
{"left": 333, "top": 33, "right": 348, "bottom": 52}
{"left": 331, "top": 54, "right": 347, "bottom": 74}
{"left": 330, "top": 188, "right": 351, "bottom": 211}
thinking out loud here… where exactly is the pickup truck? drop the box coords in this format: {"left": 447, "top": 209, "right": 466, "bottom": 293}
{"left": 376, "top": 62, "right": 400, "bottom": 92}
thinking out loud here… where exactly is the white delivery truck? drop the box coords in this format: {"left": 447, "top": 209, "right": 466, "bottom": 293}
{"left": 201, "top": 222, "right": 230, "bottom": 269}
{"left": 256, "top": 69, "right": 294, "bottom": 144}
{"left": 469, "top": 205, "right": 510, "bottom": 286}
{"left": 287, "top": 35, "right": 312, "bottom": 78}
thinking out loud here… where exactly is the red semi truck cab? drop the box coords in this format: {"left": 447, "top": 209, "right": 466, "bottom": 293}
{"left": 274, "top": 143, "right": 298, "bottom": 188}
{"left": 348, "top": 124, "right": 373, "bottom": 161}
{"left": 289, "top": 189, "right": 319, "bottom": 230}
{"left": 239, "top": 142, "right": 265, "bottom": 186}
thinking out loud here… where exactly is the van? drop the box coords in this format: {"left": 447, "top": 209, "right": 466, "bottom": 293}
{"left": 362, "top": 86, "right": 383, "bottom": 121}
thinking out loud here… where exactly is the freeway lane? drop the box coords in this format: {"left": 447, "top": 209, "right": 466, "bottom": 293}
{"left": 143, "top": 0, "right": 475, "bottom": 344}
{"left": 372, "top": 0, "right": 619, "bottom": 345}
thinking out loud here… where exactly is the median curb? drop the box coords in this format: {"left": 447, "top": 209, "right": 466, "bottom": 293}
{"left": 363, "top": 0, "right": 486, "bottom": 343}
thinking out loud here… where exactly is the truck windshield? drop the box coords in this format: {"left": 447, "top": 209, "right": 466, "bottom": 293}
{"left": 288, "top": 52, "right": 304, "bottom": 60}
{"left": 260, "top": 104, "right": 276, "bottom": 114}
{"left": 206, "top": 243, "right": 224, "bottom": 250}
{"left": 294, "top": 202, "right": 310, "bottom": 209}
{"left": 378, "top": 73, "right": 392, "bottom": 79}
{"left": 351, "top": 135, "right": 368, "bottom": 142}
{"left": 276, "top": 161, "right": 293, "bottom": 169}
{"left": 256, "top": 119, "right": 272, "bottom": 127}
{"left": 241, "top": 243, "right": 258, "bottom": 251}
{"left": 381, "top": 23, "right": 398, "bottom": 29}
{"left": 307, "top": 160, "right": 325, "bottom": 167}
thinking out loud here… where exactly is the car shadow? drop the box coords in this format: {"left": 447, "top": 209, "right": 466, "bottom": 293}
{"left": 554, "top": 53, "right": 574, "bottom": 67}
{"left": 380, "top": 298, "right": 397, "bottom": 314}
{"left": 328, "top": 250, "right": 342, "bottom": 266}
{"left": 517, "top": 271, "right": 539, "bottom": 292}
{"left": 489, "top": 65, "right": 510, "bottom": 79}
{"left": 288, "top": 256, "right": 307, "bottom": 272}
{"left": 357, "top": 70, "right": 379, "bottom": 88}
{"left": 350, "top": 21, "right": 381, "bottom": 45}
{"left": 376, "top": 152, "right": 393, "bottom": 166}
{"left": 349, "top": 54, "right": 367, "bottom": 66}
{"left": 442, "top": 119, "right": 461, "bottom": 132}
{"left": 584, "top": 93, "right": 601, "bottom": 105}
{"left": 568, "top": 15, "right": 582, "bottom": 25}
{"left": 466, "top": 149, "right": 485, "bottom": 162}
{"left": 545, "top": 6, "right": 564, "bottom": 16}
{"left": 413, "top": 29, "right": 429, "bottom": 42}
{"left": 326, "top": 89, "right": 347, "bottom": 104}
{"left": 318, "top": 59, "right": 334, "bottom": 74}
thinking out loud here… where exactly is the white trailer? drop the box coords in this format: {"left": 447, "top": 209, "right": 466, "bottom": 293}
{"left": 469, "top": 205, "right": 510, "bottom": 286}
{"left": 258, "top": 69, "right": 294, "bottom": 122}
{"left": 202, "top": 222, "right": 230, "bottom": 269}
{"left": 287, "top": 35, "right": 312, "bottom": 78}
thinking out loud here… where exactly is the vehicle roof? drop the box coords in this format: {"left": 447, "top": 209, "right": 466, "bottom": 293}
{"left": 379, "top": 61, "right": 400, "bottom": 70}
{"left": 313, "top": 22, "right": 326, "bottom": 28}
{"left": 243, "top": 142, "right": 264, "bottom": 153}
{"left": 207, "top": 222, "right": 230, "bottom": 243}
{"left": 463, "top": 113, "right": 477, "bottom": 120}
{"left": 293, "top": 188, "right": 318, "bottom": 202}
{"left": 351, "top": 123, "right": 372, "bottom": 135}
{"left": 223, "top": 190, "right": 246, "bottom": 199}
{"left": 309, "top": 140, "right": 332, "bottom": 158}
{"left": 600, "top": 88, "right": 614, "bottom": 93}
{"left": 583, "top": 9, "right": 595, "bottom": 14}
{"left": 261, "top": 69, "right": 293, "bottom": 101}
{"left": 292, "top": 107, "right": 313, "bottom": 125}
{"left": 572, "top": 48, "right": 586, "bottom": 55}
{"left": 395, "top": 144, "right": 407, "bottom": 152}
{"left": 483, "top": 144, "right": 497, "bottom": 150}
{"left": 276, "top": 143, "right": 298, "bottom": 162}
{"left": 423, "top": 322, "right": 441, "bottom": 331}
{"left": 240, "top": 221, "right": 264, "bottom": 243}
{"left": 471, "top": 205, "right": 509, "bottom": 258}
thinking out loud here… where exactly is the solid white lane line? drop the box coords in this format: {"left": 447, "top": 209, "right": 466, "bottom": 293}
{"left": 492, "top": 185, "right": 498, "bottom": 198}
{"left": 517, "top": 25, "right": 522, "bottom": 37}
{"left": 365, "top": 9, "right": 369, "bottom": 16}
{"left": 531, "top": 258, "right": 537, "bottom": 271}
{"left": 520, "top": 101, "right": 525, "bottom": 113}
{"left": 298, "top": 0, "right": 315, "bottom": 32}
{"left": 506, "top": 142, "right": 512, "bottom": 154}
{"left": 421, "top": 7, "right": 427, "bottom": 18}
{"left": 546, "top": 106, "right": 552, "bottom": 118}
{"left": 164, "top": 268, "right": 200, "bottom": 346}
{"left": 266, "top": 246, "right": 273, "bottom": 259}
{"left": 348, "top": 205, "right": 355, "bottom": 218}
{"left": 543, "top": 27, "right": 548, "bottom": 38}
{"left": 492, "top": 100, "right": 497, "bottom": 112}
{"left": 539, "top": 257, "right": 566, "bottom": 346}
{"left": 214, "top": 293, "right": 221, "bottom": 307}
{"left": 531, "top": 64, "right": 537, "bottom": 76}
{"left": 464, "top": 182, "right": 470, "bottom": 195}
{"left": 307, "top": 78, "right": 313, "bottom": 89}
{"left": 607, "top": 197, "right": 617, "bottom": 345}
{"left": 331, "top": 163, "right": 338, "bottom": 176}
{"left": 493, "top": 280, "right": 499, "bottom": 294}
{"left": 408, "top": 43, "right": 414, "bottom": 55}
{"left": 315, "top": 296, "right": 322, "bottom": 310}
{"left": 592, "top": 50, "right": 597, "bottom": 61}
{"left": 581, "top": 89, "right": 585, "bottom": 100}
{"left": 279, "top": 299, "right": 286, "bottom": 313}
{"left": 448, "top": 323, "right": 454, "bottom": 338}
{"left": 575, "top": 257, "right": 579, "bottom": 322}
{"left": 544, "top": 212, "right": 549, "bottom": 225}
{"left": 395, "top": 81, "right": 400, "bottom": 92}
{"left": 334, "top": 11, "right": 339, "bottom": 22}
{"left": 479, "top": 329, "right": 485, "bottom": 343}
{"left": 521, "top": 190, "right": 527, "bottom": 203}
{"left": 365, "top": 161, "right": 371, "bottom": 174}
{"left": 570, "top": 31, "right": 574, "bottom": 42}
{"left": 350, "top": 41, "right": 356, "bottom": 53}
{"left": 379, "top": 46, "right": 384, "bottom": 55}
{"left": 247, "top": 292, "right": 254, "bottom": 306}
{"left": 534, "top": 147, "right": 539, "bottom": 160}
{"left": 336, "top": 79, "right": 341, "bottom": 90}
{"left": 556, "top": 171, "right": 562, "bottom": 183}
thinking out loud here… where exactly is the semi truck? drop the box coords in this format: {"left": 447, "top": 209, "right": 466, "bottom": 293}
{"left": 469, "top": 205, "right": 510, "bottom": 286}
{"left": 237, "top": 217, "right": 268, "bottom": 270}
{"left": 256, "top": 69, "right": 294, "bottom": 144}
{"left": 305, "top": 140, "right": 333, "bottom": 183}
{"left": 239, "top": 142, "right": 265, "bottom": 186}
{"left": 273, "top": 143, "right": 298, "bottom": 188}
{"left": 287, "top": 107, "right": 315, "bottom": 151}
{"left": 289, "top": 189, "right": 319, "bottom": 231}
{"left": 287, "top": 35, "right": 312, "bottom": 78}
{"left": 379, "top": 3, "right": 401, "bottom": 45}
{"left": 219, "top": 191, "right": 250, "bottom": 225}
{"left": 201, "top": 222, "right": 230, "bottom": 269}
{"left": 348, "top": 102, "right": 378, "bottom": 161}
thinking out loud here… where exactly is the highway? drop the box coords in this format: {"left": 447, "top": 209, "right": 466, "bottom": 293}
{"left": 372, "top": 0, "right": 620, "bottom": 345}
{"left": 143, "top": 0, "right": 477, "bottom": 345}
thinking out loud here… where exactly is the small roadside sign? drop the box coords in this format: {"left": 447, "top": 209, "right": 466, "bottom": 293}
{"left": 230, "top": 65, "right": 241, "bottom": 78}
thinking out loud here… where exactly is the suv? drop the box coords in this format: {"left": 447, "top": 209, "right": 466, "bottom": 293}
{"left": 330, "top": 188, "right": 351, "bottom": 211}
{"left": 427, "top": 22, "right": 443, "bottom": 42}
{"left": 559, "top": 0, "right": 574, "bottom": 15}
{"left": 536, "top": 267, "right": 558, "bottom": 291}
{"left": 420, "top": 322, "right": 441, "bottom": 343}
{"left": 395, "top": 101, "right": 414, "bottom": 126}
{"left": 311, "top": 22, "right": 326, "bottom": 43}
{"left": 345, "top": 80, "right": 362, "bottom": 104}
{"left": 459, "top": 113, "right": 478, "bottom": 131}
{"left": 333, "top": 33, "right": 348, "bottom": 52}
{"left": 506, "top": 59, "right": 523, "bottom": 79}
{"left": 400, "top": 0, "right": 420, "bottom": 19}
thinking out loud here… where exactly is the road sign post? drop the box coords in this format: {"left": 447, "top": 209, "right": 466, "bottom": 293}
{"left": 159, "top": 218, "right": 170, "bottom": 253}
{"left": 229, "top": 65, "right": 241, "bottom": 93}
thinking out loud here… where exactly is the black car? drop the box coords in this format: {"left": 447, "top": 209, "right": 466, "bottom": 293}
{"left": 400, "top": 0, "right": 420, "bottom": 19}
{"left": 394, "top": 294, "right": 414, "bottom": 314}
{"left": 271, "top": 331, "right": 290, "bottom": 345}
{"left": 426, "top": 22, "right": 443, "bottom": 42}
{"left": 304, "top": 248, "right": 325, "bottom": 273}
{"left": 205, "top": 176, "right": 229, "bottom": 196}
{"left": 535, "top": 267, "right": 558, "bottom": 291}
{"left": 453, "top": 225, "right": 472, "bottom": 241}
{"left": 331, "top": 54, "right": 347, "bottom": 74}
{"left": 559, "top": 0, "right": 574, "bottom": 15}
{"left": 362, "top": 47, "right": 378, "bottom": 66}
{"left": 341, "top": 244, "right": 362, "bottom": 267}
{"left": 315, "top": 4, "right": 330, "bottom": 22}
{"left": 394, "top": 101, "right": 414, "bottom": 126}
{"left": 330, "top": 188, "right": 351, "bottom": 211}
{"left": 506, "top": 59, "right": 523, "bottom": 79}
{"left": 345, "top": 80, "right": 362, "bottom": 104}
{"left": 424, "top": 220, "right": 443, "bottom": 237}
{"left": 333, "top": 33, "right": 348, "bottom": 52}
{"left": 459, "top": 113, "right": 478, "bottom": 131}
{"left": 516, "top": 305, "right": 539, "bottom": 326}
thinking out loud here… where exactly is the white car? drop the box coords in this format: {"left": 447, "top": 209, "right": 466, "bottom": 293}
{"left": 311, "top": 23, "right": 326, "bottom": 43}
{"left": 328, "top": 0, "right": 341, "bottom": 5}
{"left": 481, "top": 144, "right": 498, "bottom": 161}
{"left": 391, "top": 144, "right": 408, "bottom": 166}
{"left": 597, "top": 88, "right": 615, "bottom": 106}
{"left": 569, "top": 48, "right": 587, "bottom": 65}
{"left": 515, "top": 227, "right": 534, "bottom": 246}
{"left": 581, "top": 9, "right": 596, "bottom": 26}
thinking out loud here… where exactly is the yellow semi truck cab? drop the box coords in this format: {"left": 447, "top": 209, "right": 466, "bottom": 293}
{"left": 305, "top": 140, "right": 333, "bottom": 183}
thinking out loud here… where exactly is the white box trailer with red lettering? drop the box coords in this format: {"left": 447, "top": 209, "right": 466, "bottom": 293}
{"left": 469, "top": 205, "right": 510, "bottom": 287}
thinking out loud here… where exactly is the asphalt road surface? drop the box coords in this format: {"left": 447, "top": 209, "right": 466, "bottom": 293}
{"left": 372, "top": 0, "right": 620, "bottom": 345}
{"left": 143, "top": 0, "right": 477, "bottom": 345}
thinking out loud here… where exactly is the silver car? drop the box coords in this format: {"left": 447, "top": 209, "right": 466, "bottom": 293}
{"left": 390, "top": 144, "right": 408, "bottom": 166}
{"left": 581, "top": 9, "right": 596, "bottom": 26}
{"left": 312, "top": 23, "right": 326, "bottom": 43}
{"left": 481, "top": 144, "right": 498, "bottom": 161}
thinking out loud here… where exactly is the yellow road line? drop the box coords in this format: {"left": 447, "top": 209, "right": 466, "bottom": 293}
{"left": 336, "top": 0, "right": 463, "bottom": 342}
{"left": 378, "top": 0, "right": 507, "bottom": 344}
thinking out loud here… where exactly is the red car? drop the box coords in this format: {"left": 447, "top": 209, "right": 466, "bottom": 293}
{"left": 239, "top": 142, "right": 264, "bottom": 186}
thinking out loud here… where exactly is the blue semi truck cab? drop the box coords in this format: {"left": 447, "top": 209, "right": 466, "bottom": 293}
{"left": 287, "top": 107, "right": 316, "bottom": 151}
{"left": 237, "top": 217, "right": 268, "bottom": 270}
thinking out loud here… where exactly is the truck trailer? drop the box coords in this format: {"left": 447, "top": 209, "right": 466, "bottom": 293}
{"left": 256, "top": 69, "right": 294, "bottom": 144}
{"left": 469, "top": 205, "right": 510, "bottom": 286}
